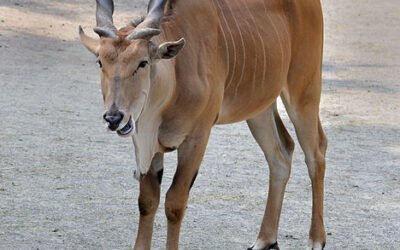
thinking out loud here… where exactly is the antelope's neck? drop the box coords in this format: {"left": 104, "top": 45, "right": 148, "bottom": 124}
{"left": 131, "top": 39, "right": 176, "bottom": 175}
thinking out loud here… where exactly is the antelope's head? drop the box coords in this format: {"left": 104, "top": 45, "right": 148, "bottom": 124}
{"left": 79, "top": 0, "right": 184, "bottom": 137}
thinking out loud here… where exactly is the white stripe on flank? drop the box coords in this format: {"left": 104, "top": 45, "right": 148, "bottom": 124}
{"left": 241, "top": 1, "right": 257, "bottom": 93}
{"left": 226, "top": 0, "right": 246, "bottom": 98}
{"left": 212, "top": 0, "right": 230, "bottom": 79}
{"left": 262, "top": 1, "right": 272, "bottom": 93}
{"left": 278, "top": 13, "right": 291, "bottom": 60}
{"left": 265, "top": 3, "right": 284, "bottom": 78}
{"left": 215, "top": 0, "right": 236, "bottom": 90}
{"left": 244, "top": 0, "right": 266, "bottom": 93}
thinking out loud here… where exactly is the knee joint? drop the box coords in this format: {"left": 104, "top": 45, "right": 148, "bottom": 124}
{"left": 165, "top": 206, "right": 185, "bottom": 223}
{"left": 165, "top": 190, "right": 187, "bottom": 223}
{"left": 138, "top": 197, "right": 158, "bottom": 216}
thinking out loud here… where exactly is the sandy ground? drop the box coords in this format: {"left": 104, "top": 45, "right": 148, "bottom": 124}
{"left": 0, "top": 0, "right": 399, "bottom": 249}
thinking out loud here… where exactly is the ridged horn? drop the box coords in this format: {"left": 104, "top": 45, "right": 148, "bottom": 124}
{"left": 94, "top": 0, "right": 118, "bottom": 39}
{"left": 126, "top": 0, "right": 167, "bottom": 40}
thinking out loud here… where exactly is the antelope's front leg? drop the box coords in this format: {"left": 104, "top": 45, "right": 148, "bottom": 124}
{"left": 134, "top": 153, "right": 164, "bottom": 250}
{"left": 165, "top": 131, "right": 211, "bottom": 250}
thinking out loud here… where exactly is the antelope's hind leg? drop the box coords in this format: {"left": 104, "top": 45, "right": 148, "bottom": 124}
{"left": 281, "top": 90, "right": 328, "bottom": 249}
{"left": 246, "top": 102, "right": 295, "bottom": 250}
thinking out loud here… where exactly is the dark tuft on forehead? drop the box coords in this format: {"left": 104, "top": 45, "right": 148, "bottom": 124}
{"left": 118, "top": 26, "right": 135, "bottom": 34}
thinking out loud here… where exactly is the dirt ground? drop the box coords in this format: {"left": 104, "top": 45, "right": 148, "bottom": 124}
{"left": 0, "top": 0, "right": 399, "bottom": 249}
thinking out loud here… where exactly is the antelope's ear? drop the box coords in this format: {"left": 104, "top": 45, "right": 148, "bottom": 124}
{"left": 152, "top": 38, "right": 185, "bottom": 60}
{"left": 79, "top": 26, "right": 100, "bottom": 56}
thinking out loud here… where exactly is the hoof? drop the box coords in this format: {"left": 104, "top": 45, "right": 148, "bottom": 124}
{"left": 247, "top": 242, "right": 279, "bottom": 250}
{"left": 310, "top": 241, "right": 326, "bottom": 250}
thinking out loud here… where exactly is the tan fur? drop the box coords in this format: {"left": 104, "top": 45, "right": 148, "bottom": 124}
{"left": 79, "top": 0, "right": 327, "bottom": 249}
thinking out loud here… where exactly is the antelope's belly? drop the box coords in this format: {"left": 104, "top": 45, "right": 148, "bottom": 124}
{"left": 216, "top": 80, "right": 282, "bottom": 124}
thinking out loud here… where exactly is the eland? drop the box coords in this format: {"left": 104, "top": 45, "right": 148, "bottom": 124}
{"left": 79, "top": 0, "right": 327, "bottom": 249}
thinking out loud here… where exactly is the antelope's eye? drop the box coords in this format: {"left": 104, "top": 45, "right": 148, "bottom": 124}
{"left": 96, "top": 59, "right": 102, "bottom": 68}
{"left": 138, "top": 60, "right": 148, "bottom": 69}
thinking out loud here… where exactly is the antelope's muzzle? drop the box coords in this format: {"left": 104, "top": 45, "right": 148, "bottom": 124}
{"left": 103, "top": 110, "right": 124, "bottom": 131}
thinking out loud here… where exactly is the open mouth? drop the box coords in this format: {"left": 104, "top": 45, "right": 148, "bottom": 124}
{"left": 117, "top": 117, "right": 134, "bottom": 136}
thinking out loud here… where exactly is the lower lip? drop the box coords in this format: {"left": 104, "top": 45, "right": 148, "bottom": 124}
{"left": 117, "top": 118, "right": 134, "bottom": 136}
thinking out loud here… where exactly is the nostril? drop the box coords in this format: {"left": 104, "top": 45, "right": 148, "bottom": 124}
{"left": 105, "top": 115, "right": 122, "bottom": 124}
{"left": 104, "top": 112, "right": 124, "bottom": 130}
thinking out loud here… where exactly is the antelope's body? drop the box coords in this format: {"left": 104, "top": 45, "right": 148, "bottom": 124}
{"left": 79, "top": 0, "right": 327, "bottom": 249}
